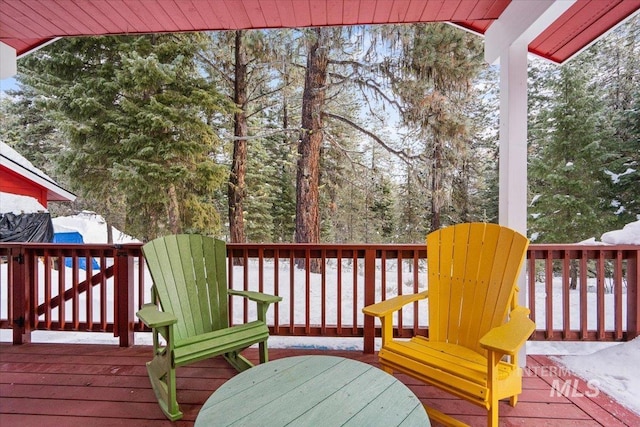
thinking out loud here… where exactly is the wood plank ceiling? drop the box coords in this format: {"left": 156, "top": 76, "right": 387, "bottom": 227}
{"left": 0, "top": 0, "right": 639, "bottom": 64}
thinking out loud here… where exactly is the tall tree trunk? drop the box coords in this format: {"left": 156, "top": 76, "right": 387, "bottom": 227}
{"left": 296, "top": 28, "right": 328, "bottom": 269}
{"left": 167, "top": 183, "right": 180, "bottom": 234}
{"left": 430, "top": 139, "right": 442, "bottom": 231}
{"left": 229, "top": 30, "right": 248, "bottom": 248}
{"left": 106, "top": 223, "right": 113, "bottom": 244}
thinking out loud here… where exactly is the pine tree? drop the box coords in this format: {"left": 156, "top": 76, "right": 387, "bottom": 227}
{"left": 17, "top": 34, "right": 231, "bottom": 240}
{"left": 528, "top": 53, "right": 609, "bottom": 243}
{"left": 378, "top": 23, "right": 485, "bottom": 232}
{"left": 596, "top": 16, "right": 640, "bottom": 227}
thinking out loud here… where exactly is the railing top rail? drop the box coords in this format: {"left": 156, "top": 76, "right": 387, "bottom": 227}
{"left": 530, "top": 244, "right": 640, "bottom": 249}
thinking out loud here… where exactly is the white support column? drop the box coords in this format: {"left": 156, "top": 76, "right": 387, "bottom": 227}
{"left": 485, "top": 0, "right": 575, "bottom": 233}
{"left": 498, "top": 45, "right": 530, "bottom": 367}
{"left": 498, "top": 42, "right": 528, "bottom": 234}
{"left": 484, "top": 0, "right": 576, "bottom": 366}
{"left": 0, "top": 42, "right": 17, "bottom": 79}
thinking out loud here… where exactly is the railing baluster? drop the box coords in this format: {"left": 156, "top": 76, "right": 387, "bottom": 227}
{"left": 628, "top": 249, "right": 639, "bottom": 340}
{"left": 336, "top": 249, "right": 343, "bottom": 335}
{"left": 545, "top": 251, "right": 553, "bottom": 339}
{"left": 597, "top": 251, "right": 605, "bottom": 340}
{"left": 579, "top": 249, "right": 588, "bottom": 339}
{"left": 413, "top": 249, "right": 420, "bottom": 332}
{"left": 86, "top": 249, "right": 93, "bottom": 331}
{"left": 289, "top": 249, "right": 295, "bottom": 333}
{"left": 397, "top": 249, "right": 404, "bottom": 335}
{"left": 321, "top": 248, "right": 327, "bottom": 335}
{"left": 562, "top": 250, "right": 570, "bottom": 339}
{"left": 242, "top": 248, "right": 249, "bottom": 324}
{"left": 43, "top": 250, "right": 52, "bottom": 329}
{"left": 58, "top": 252, "right": 66, "bottom": 331}
{"left": 363, "top": 247, "right": 376, "bottom": 354}
{"left": 351, "top": 249, "right": 358, "bottom": 335}
{"left": 101, "top": 254, "right": 108, "bottom": 331}
{"left": 273, "top": 249, "right": 280, "bottom": 334}
{"left": 72, "top": 254, "right": 79, "bottom": 330}
{"left": 305, "top": 248, "right": 311, "bottom": 335}
{"left": 614, "top": 250, "right": 623, "bottom": 340}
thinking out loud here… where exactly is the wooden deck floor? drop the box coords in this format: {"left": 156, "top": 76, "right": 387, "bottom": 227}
{"left": 1, "top": 342, "right": 638, "bottom": 426}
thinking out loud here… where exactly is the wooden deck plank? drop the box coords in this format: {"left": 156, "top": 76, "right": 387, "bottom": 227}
{"left": 1, "top": 343, "right": 638, "bottom": 426}
{"left": 530, "top": 355, "right": 639, "bottom": 427}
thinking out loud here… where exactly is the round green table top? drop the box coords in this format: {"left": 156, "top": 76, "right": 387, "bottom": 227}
{"left": 195, "top": 355, "right": 430, "bottom": 426}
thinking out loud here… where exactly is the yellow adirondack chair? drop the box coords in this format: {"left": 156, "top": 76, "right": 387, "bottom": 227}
{"left": 136, "top": 234, "right": 282, "bottom": 421}
{"left": 363, "top": 223, "right": 535, "bottom": 427}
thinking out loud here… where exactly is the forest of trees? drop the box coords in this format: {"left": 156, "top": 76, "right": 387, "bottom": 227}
{"left": 1, "top": 18, "right": 638, "bottom": 245}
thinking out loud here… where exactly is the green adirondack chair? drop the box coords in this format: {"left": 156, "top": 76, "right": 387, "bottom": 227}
{"left": 136, "top": 234, "right": 282, "bottom": 421}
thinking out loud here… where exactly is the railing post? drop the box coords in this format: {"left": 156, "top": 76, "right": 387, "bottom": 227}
{"left": 11, "top": 245, "right": 31, "bottom": 344}
{"left": 627, "top": 249, "right": 639, "bottom": 340}
{"left": 114, "top": 247, "right": 135, "bottom": 347}
{"left": 363, "top": 247, "right": 376, "bottom": 354}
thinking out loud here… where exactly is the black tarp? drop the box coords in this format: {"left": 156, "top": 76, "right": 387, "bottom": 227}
{"left": 0, "top": 212, "right": 54, "bottom": 242}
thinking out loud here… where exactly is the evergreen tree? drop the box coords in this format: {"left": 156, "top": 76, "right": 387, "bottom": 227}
{"left": 17, "top": 34, "right": 231, "bottom": 240}
{"left": 378, "top": 23, "right": 485, "bottom": 232}
{"left": 397, "top": 166, "right": 430, "bottom": 242}
{"left": 596, "top": 16, "right": 640, "bottom": 226}
{"left": 244, "top": 135, "right": 276, "bottom": 242}
{"left": 528, "top": 53, "right": 609, "bottom": 242}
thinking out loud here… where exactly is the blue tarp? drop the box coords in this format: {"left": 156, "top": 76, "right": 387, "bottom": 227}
{"left": 53, "top": 232, "right": 100, "bottom": 271}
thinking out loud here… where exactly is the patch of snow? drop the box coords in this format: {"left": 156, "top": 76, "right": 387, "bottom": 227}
{"left": 52, "top": 211, "right": 140, "bottom": 244}
{"left": 554, "top": 337, "right": 640, "bottom": 415}
{"left": 604, "top": 168, "right": 636, "bottom": 184}
{"left": 576, "top": 237, "right": 608, "bottom": 245}
{"left": 0, "top": 192, "right": 47, "bottom": 214}
{"left": 601, "top": 220, "right": 640, "bottom": 245}
{"left": 0, "top": 141, "right": 56, "bottom": 182}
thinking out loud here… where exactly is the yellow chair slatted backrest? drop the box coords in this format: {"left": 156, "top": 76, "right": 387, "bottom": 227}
{"left": 142, "top": 234, "right": 229, "bottom": 342}
{"left": 427, "top": 222, "right": 529, "bottom": 356}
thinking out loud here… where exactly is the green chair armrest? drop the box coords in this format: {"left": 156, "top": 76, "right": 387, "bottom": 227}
{"left": 228, "top": 289, "right": 282, "bottom": 305}
{"left": 479, "top": 306, "right": 535, "bottom": 356}
{"left": 136, "top": 303, "right": 178, "bottom": 328}
{"left": 362, "top": 291, "right": 428, "bottom": 318}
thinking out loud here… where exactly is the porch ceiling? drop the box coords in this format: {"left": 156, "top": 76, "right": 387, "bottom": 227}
{"left": 1, "top": 0, "right": 638, "bottom": 64}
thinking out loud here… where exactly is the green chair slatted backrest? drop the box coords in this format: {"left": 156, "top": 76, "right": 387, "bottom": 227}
{"left": 427, "top": 222, "right": 529, "bottom": 356}
{"left": 142, "top": 234, "right": 229, "bottom": 341}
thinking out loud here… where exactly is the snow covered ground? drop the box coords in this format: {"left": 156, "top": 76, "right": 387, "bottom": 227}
{"left": 1, "top": 203, "right": 639, "bottom": 414}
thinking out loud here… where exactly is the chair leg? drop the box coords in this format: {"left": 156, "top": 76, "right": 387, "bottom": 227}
{"left": 488, "top": 403, "right": 498, "bottom": 427}
{"left": 146, "top": 353, "right": 182, "bottom": 421}
{"left": 487, "top": 351, "right": 499, "bottom": 427}
{"left": 224, "top": 350, "right": 254, "bottom": 372}
{"left": 259, "top": 340, "right": 268, "bottom": 364}
{"left": 425, "top": 406, "right": 470, "bottom": 427}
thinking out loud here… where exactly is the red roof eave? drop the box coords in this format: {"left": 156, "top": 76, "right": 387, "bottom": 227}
{"left": 1, "top": 1, "right": 639, "bottom": 65}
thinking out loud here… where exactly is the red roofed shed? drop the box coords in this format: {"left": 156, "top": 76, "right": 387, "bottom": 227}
{"left": 0, "top": 142, "right": 76, "bottom": 209}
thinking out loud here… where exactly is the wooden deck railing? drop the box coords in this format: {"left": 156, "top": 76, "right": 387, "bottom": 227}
{"left": 1, "top": 242, "right": 638, "bottom": 352}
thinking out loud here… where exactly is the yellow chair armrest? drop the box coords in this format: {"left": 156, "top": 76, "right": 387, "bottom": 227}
{"left": 479, "top": 306, "right": 535, "bottom": 356}
{"left": 362, "top": 291, "right": 428, "bottom": 318}
{"left": 136, "top": 303, "right": 178, "bottom": 328}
